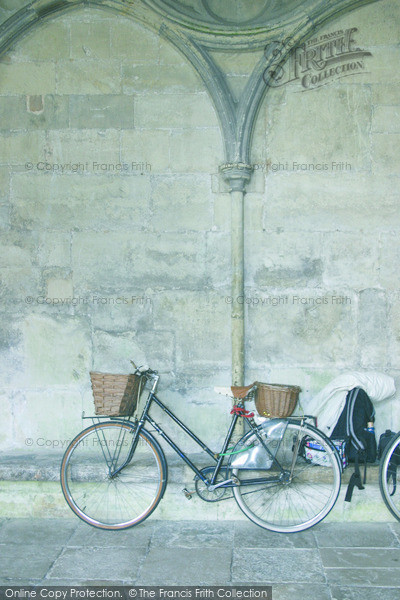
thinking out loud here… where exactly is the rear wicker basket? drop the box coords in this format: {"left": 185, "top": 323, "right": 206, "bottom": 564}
{"left": 90, "top": 372, "right": 141, "bottom": 416}
{"left": 254, "top": 382, "right": 301, "bottom": 418}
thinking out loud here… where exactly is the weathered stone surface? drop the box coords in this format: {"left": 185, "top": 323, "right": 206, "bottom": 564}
{"left": 122, "top": 63, "right": 203, "bottom": 93}
{"left": 56, "top": 60, "right": 122, "bottom": 95}
{"left": 0, "top": 131, "right": 46, "bottom": 164}
{"left": 11, "top": 172, "right": 150, "bottom": 231}
{"left": 322, "top": 233, "right": 380, "bottom": 290}
{"left": 110, "top": 20, "right": 160, "bottom": 62}
{"left": 121, "top": 129, "right": 170, "bottom": 172}
{"left": 0, "top": 95, "right": 69, "bottom": 131}
{"left": 69, "top": 95, "right": 134, "bottom": 129}
{"left": 134, "top": 92, "right": 217, "bottom": 128}
{"left": 23, "top": 314, "right": 91, "bottom": 385}
{"left": 371, "top": 133, "right": 400, "bottom": 174}
{"left": 72, "top": 231, "right": 208, "bottom": 293}
{"left": 151, "top": 174, "right": 213, "bottom": 231}
{"left": 70, "top": 21, "right": 111, "bottom": 59}
{"left": 248, "top": 231, "right": 324, "bottom": 288}
{"left": 11, "top": 388, "right": 83, "bottom": 450}
{"left": 358, "top": 288, "right": 388, "bottom": 369}
{"left": 265, "top": 85, "right": 371, "bottom": 170}
{"left": 247, "top": 288, "right": 357, "bottom": 367}
{"left": 263, "top": 172, "right": 400, "bottom": 232}
{"left": 169, "top": 128, "right": 223, "bottom": 172}
{"left": 0, "top": 62, "right": 56, "bottom": 94}
{"left": 9, "top": 22, "right": 70, "bottom": 60}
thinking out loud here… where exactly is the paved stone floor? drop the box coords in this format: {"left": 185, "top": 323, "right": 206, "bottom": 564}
{"left": 0, "top": 518, "right": 400, "bottom": 599}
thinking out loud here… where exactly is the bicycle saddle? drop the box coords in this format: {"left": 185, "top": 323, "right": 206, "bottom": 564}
{"left": 214, "top": 383, "right": 255, "bottom": 398}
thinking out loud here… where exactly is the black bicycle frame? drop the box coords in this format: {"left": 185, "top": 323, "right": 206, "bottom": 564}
{"left": 110, "top": 384, "right": 287, "bottom": 489}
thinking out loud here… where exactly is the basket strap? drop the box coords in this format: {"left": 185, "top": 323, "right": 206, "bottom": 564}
{"left": 230, "top": 405, "right": 254, "bottom": 418}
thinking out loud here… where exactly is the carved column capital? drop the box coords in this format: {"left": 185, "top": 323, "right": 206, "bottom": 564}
{"left": 219, "top": 163, "right": 253, "bottom": 192}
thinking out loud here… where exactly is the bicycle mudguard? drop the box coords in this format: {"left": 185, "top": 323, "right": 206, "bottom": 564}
{"left": 228, "top": 419, "right": 289, "bottom": 470}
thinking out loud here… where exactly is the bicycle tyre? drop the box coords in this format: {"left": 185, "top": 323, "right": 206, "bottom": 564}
{"left": 231, "top": 419, "right": 341, "bottom": 533}
{"left": 60, "top": 421, "right": 167, "bottom": 530}
{"left": 379, "top": 431, "right": 400, "bottom": 522}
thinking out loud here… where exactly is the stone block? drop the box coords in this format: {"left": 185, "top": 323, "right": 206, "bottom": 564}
{"left": 372, "top": 133, "right": 400, "bottom": 174}
{"left": 322, "top": 232, "right": 380, "bottom": 290}
{"left": 23, "top": 314, "right": 91, "bottom": 385}
{"left": 110, "top": 20, "right": 159, "bottom": 62}
{"left": 134, "top": 92, "right": 218, "bottom": 128}
{"left": 11, "top": 388, "right": 83, "bottom": 451}
{"left": 358, "top": 288, "right": 388, "bottom": 369}
{"left": 0, "top": 95, "right": 69, "bottom": 131}
{"left": 11, "top": 172, "right": 151, "bottom": 231}
{"left": 244, "top": 193, "right": 264, "bottom": 231}
{"left": 265, "top": 85, "right": 371, "bottom": 170}
{"left": 353, "top": 0, "right": 400, "bottom": 46}
{"left": 247, "top": 231, "right": 324, "bottom": 288}
{"left": 380, "top": 234, "right": 400, "bottom": 290}
{"left": 46, "top": 129, "right": 120, "bottom": 165}
{"left": 69, "top": 95, "right": 134, "bottom": 129}
{"left": 70, "top": 21, "right": 110, "bottom": 59}
{"left": 211, "top": 49, "right": 263, "bottom": 76}
{"left": 0, "top": 131, "right": 46, "bottom": 164}
{"left": 122, "top": 63, "right": 203, "bottom": 94}
{"left": 0, "top": 62, "right": 56, "bottom": 94}
{"left": 37, "top": 232, "right": 71, "bottom": 268}
{"left": 159, "top": 38, "right": 187, "bottom": 66}
{"left": 387, "top": 292, "right": 400, "bottom": 369}
{"left": 372, "top": 106, "right": 400, "bottom": 133}
{"left": 9, "top": 22, "right": 70, "bottom": 60}
{"left": 372, "top": 83, "right": 400, "bottom": 105}
{"left": 0, "top": 394, "right": 13, "bottom": 449}
{"left": 56, "top": 60, "right": 121, "bottom": 94}
{"left": 169, "top": 128, "right": 223, "bottom": 172}
{"left": 356, "top": 46, "right": 400, "bottom": 85}
{"left": 151, "top": 174, "right": 213, "bottom": 231}
{"left": 0, "top": 167, "right": 9, "bottom": 203}
{"left": 72, "top": 231, "right": 208, "bottom": 293}
{"left": 247, "top": 288, "right": 357, "bottom": 368}
{"left": 121, "top": 129, "right": 170, "bottom": 172}
{"left": 46, "top": 278, "right": 74, "bottom": 301}
{"left": 152, "top": 291, "right": 230, "bottom": 368}
{"left": 206, "top": 232, "right": 231, "bottom": 289}
{"left": 263, "top": 172, "right": 400, "bottom": 232}
{"left": 212, "top": 192, "right": 231, "bottom": 231}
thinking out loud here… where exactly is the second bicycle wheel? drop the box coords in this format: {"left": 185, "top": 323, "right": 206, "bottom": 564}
{"left": 379, "top": 431, "right": 400, "bottom": 521}
{"left": 231, "top": 420, "right": 341, "bottom": 533}
{"left": 61, "top": 421, "right": 167, "bottom": 530}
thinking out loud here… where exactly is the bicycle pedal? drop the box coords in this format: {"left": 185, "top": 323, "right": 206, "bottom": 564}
{"left": 182, "top": 487, "right": 194, "bottom": 500}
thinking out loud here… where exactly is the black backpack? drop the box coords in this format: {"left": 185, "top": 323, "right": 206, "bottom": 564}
{"left": 330, "top": 387, "right": 377, "bottom": 501}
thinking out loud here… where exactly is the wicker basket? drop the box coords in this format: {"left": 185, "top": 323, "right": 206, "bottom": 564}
{"left": 90, "top": 372, "right": 141, "bottom": 416}
{"left": 254, "top": 382, "right": 301, "bottom": 418}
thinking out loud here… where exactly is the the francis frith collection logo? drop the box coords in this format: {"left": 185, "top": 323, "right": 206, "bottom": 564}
{"left": 264, "top": 27, "right": 372, "bottom": 91}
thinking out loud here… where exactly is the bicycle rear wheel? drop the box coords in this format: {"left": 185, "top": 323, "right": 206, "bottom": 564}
{"left": 231, "top": 420, "right": 341, "bottom": 533}
{"left": 379, "top": 431, "right": 400, "bottom": 521}
{"left": 60, "top": 421, "right": 166, "bottom": 530}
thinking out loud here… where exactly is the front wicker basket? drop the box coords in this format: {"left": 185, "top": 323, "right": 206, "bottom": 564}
{"left": 90, "top": 372, "right": 141, "bottom": 416}
{"left": 254, "top": 382, "right": 301, "bottom": 418}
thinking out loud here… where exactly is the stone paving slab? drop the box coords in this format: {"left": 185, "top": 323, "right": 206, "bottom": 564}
{"left": 0, "top": 518, "right": 400, "bottom": 597}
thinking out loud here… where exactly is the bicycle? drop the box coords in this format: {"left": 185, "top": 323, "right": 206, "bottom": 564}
{"left": 60, "top": 364, "right": 342, "bottom": 533}
{"left": 379, "top": 430, "right": 400, "bottom": 521}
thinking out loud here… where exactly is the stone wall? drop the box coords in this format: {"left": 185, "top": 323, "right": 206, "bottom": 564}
{"left": 0, "top": 0, "right": 399, "bottom": 454}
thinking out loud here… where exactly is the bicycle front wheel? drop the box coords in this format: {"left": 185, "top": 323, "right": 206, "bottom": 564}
{"left": 379, "top": 431, "right": 400, "bottom": 521}
{"left": 61, "top": 421, "right": 166, "bottom": 530}
{"left": 232, "top": 420, "right": 341, "bottom": 533}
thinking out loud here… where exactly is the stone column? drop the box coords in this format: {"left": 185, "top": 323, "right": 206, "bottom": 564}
{"left": 219, "top": 163, "right": 253, "bottom": 386}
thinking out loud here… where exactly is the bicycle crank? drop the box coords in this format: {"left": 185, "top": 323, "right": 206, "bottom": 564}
{"left": 194, "top": 466, "right": 231, "bottom": 502}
